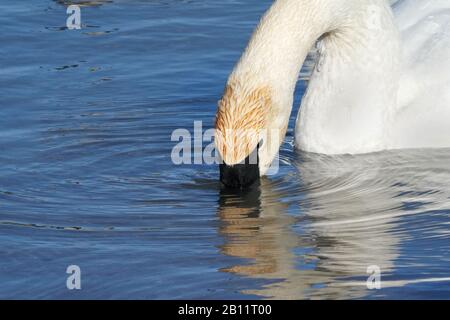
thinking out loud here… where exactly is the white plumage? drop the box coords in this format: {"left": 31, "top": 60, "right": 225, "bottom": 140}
{"left": 226, "top": 0, "right": 449, "bottom": 173}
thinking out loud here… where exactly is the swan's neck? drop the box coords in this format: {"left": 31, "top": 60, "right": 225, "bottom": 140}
{"left": 229, "top": 0, "right": 400, "bottom": 155}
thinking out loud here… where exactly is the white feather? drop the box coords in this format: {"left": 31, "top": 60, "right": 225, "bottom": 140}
{"left": 228, "top": 0, "right": 450, "bottom": 170}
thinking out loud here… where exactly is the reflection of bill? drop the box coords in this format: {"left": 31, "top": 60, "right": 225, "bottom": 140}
{"left": 66, "top": 5, "right": 81, "bottom": 30}
{"left": 217, "top": 151, "right": 450, "bottom": 299}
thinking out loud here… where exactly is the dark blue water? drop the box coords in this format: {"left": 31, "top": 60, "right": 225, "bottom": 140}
{"left": 0, "top": 0, "right": 449, "bottom": 299}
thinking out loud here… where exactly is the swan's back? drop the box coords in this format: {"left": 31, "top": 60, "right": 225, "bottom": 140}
{"left": 392, "top": 0, "right": 450, "bottom": 149}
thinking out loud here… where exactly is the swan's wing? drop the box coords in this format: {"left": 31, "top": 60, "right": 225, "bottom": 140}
{"left": 392, "top": 0, "right": 450, "bottom": 148}
{"left": 393, "top": 0, "right": 450, "bottom": 31}
{"left": 395, "top": 0, "right": 450, "bottom": 96}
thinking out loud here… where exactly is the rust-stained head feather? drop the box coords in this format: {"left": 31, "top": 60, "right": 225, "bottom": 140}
{"left": 215, "top": 82, "right": 271, "bottom": 165}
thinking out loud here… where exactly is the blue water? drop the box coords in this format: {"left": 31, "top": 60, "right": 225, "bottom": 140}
{"left": 0, "top": 0, "right": 449, "bottom": 299}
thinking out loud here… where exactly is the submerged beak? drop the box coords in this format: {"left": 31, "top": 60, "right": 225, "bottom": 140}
{"left": 219, "top": 145, "right": 260, "bottom": 189}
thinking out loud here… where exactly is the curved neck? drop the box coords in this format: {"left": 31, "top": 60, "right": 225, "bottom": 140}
{"left": 228, "top": 0, "right": 400, "bottom": 155}
{"left": 231, "top": 0, "right": 335, "bottom": 96}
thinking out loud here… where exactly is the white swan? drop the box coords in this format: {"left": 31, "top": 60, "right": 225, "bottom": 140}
{"left": 214, "top": 0, "right": 450, "bottom": 187}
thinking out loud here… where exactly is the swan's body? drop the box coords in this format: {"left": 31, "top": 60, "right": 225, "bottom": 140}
{"left": 391, "top": 0, "right": 450, "bottom": 149}
{"left": 215, "top": 0, "right": 450, "bottom": 185}
{"left": 296, "top": 0, "right": 450, "bottom": 154}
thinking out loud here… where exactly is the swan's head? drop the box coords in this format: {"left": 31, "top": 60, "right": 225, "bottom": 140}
{"left": 215, "top": 82, "right": 283, "bottom": 189}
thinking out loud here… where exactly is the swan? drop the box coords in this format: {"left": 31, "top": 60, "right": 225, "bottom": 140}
{"left": 214, "top": 0, "right": 450, "bottom": 188}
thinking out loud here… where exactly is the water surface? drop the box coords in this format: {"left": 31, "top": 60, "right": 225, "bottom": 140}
{"left": 0, "top": 0, "right": 449, "bottom": 299}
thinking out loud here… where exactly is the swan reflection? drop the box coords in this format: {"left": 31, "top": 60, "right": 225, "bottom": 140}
{"left": 217, "top": 149, "right": 450, "bottom": 299}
